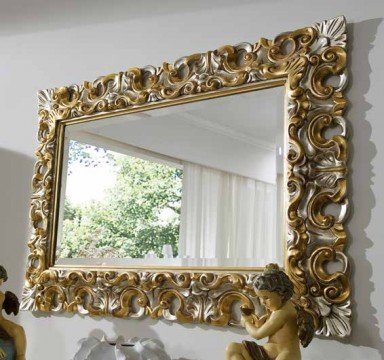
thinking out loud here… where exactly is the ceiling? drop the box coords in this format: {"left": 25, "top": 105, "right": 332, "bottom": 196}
{"left": 65, "top": 86, "right": 284, "bottom": 182}
{"left": 68, "top": 86, "right": 284, "bottom": 149}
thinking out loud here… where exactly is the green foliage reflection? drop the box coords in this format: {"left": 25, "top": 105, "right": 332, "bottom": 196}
{"left": 58, "top": 142, "right": 182, "bottom": 259}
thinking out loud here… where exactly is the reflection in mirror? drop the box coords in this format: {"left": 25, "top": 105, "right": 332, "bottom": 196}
{"left": 56, "top": 86, "right": 285, "bottom": 268}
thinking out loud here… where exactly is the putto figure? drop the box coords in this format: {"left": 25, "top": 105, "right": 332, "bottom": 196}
{"left": 0, "top": 266, "right": 26, "bottom": 360}
{"left": 226, "top": 264, "right": 314, "bottom": 360}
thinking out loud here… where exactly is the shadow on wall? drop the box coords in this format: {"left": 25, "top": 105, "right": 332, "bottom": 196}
{"left": 0, "top": 148, "right": 34, "bottom": 296}
{"left": 345, "top": 17, "right": 384, "bottom": 357}
{"left": 309, "top": 18, "right": 384, "bottom": 358}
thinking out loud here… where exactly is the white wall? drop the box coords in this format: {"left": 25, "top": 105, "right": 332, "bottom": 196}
{"left": 0, "top": 1, "right": 383, "bottom": 359}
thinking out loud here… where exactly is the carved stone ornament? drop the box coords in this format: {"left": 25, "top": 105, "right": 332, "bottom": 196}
{"left": 22, "top": 16, "right": 351, "bottom": 338}
{"left": 73, "top": 336, "right": 171, "bottom": 360}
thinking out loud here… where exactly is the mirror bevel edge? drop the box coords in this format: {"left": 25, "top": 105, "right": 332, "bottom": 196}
{"left": 49, "top": 80, "right": 287, "bottom": 272}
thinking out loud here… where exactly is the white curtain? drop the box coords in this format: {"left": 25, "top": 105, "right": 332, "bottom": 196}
{"left": 179, "top": 162, "right": 278, "bottom": 264}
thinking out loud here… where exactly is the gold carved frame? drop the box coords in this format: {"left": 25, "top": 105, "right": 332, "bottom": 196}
{"left": 22, "top": 16, "right": 351, "bottom": 337}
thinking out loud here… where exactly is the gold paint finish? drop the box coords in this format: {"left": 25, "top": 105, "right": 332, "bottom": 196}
{"left": 22, "top": 16, "right": 351, "bottom": 337}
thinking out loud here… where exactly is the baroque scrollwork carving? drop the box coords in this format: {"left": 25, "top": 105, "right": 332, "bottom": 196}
{"left": 22, "top": 16, "right": 351, "bottom": 337}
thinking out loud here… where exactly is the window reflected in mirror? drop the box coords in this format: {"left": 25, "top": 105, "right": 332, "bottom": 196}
{"left": 56, "top": 86, "right": 285, "bottom": 268}
{"left": 61, "top": 140, "right": 183, "bottom": 260}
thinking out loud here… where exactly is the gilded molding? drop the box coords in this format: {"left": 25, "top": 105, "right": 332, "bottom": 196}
{"left": 22, "top": 16, "right": 351, "bottom": 337}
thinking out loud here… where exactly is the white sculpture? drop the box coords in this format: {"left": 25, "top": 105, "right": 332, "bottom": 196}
{"left": 73, "top": 336, "right": 171, "bottom": 360}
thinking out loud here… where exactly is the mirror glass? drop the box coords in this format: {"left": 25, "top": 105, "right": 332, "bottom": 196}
{"left": 55, "top": 86, "right": 285, "bottom": 268}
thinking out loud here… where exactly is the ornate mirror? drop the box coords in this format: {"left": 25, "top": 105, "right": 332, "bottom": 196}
{"left": 22, "top": 16, "right": 351, "bottom": 338}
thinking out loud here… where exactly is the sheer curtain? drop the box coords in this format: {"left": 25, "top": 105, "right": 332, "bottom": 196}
{"left": 179, "top": 162, "right": 278, "bottom": 265}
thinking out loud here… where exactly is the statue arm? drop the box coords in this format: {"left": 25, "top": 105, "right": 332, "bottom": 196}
{"left": 241, "top": 313, "right": 268, "bottom": 328}
{"left": 253, "top": 313, "right": 269, "bottom": 327}
{"left": 245, "top": 310, "right": 287, "bottom": 340}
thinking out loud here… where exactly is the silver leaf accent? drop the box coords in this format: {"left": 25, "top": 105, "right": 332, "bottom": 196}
{"left": 313, "top": 15, "right": 347, "bottom": 48}
{"left": 315, "top": 297, "right": 351, "bottom": 337}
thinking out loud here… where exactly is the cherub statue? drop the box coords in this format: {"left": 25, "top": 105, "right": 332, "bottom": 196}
{"left": 226, "top": 264, "right": 314, "bottom": 360}
{"left": 0, "top": 265, "right": 26, "bottom": 360}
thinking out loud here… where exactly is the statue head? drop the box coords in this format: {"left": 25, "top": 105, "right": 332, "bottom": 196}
{"left": 254, "top": 264, "right": 294, "bottom": 311}
{"left": 0, "top": 265, "right": 8, "bottom": 286}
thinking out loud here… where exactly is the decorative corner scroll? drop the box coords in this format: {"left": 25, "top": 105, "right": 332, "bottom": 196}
{"left": 22, "top": 16, "right": 351, "bottom": 337}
